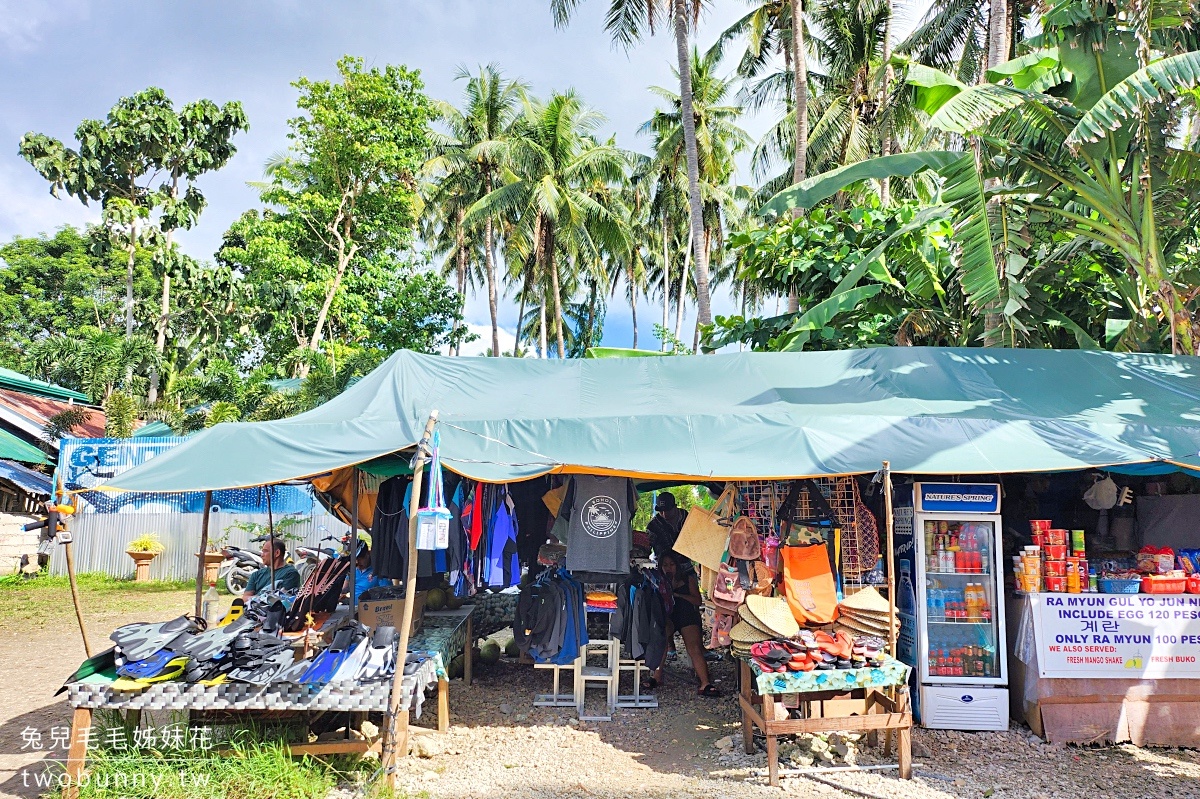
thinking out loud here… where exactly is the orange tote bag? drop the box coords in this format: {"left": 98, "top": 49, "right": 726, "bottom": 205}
{"left": 781, "top": 543, "right": 839, "bottom": 625}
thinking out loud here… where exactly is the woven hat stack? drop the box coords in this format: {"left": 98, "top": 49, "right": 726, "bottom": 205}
{"left": 834, "top": 587, "right": 899, "bottom": 639}
{"left": 743, "top": 595, "right": 800, "bottom": 639}
{"left": 729, "top": 620, "right": 771, "bottom": 659}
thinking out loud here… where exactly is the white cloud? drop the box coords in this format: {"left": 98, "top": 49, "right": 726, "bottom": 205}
{"left": 442, "top": 323, "right": 522, "bottom": 357}
{"left": 0, "top": 0, "right": 90, "bottom": 53}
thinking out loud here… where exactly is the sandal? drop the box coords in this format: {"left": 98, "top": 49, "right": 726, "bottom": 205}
{"left": 697, "top": 684, "right": 723, "bottom": 698}
{"left": 644, "top": 676, "right": 659, "bottom": 690}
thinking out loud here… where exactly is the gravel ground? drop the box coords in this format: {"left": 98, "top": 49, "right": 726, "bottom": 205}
{"left": 389, "top": 633, "right": 1200, "bottom": 799}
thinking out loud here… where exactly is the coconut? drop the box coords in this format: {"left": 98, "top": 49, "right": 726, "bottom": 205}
{"left": 425, "top": 587, "right": 447, "bottom": 611}
{"left": 504, "top": 638, "right": 520, "bottom": 658}
{"left": 479, "top": 640, "right": 502, "bottom": 664}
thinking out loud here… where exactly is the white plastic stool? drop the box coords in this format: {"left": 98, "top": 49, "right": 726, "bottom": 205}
{"left": 533, "top": 661, "right": 577, "bottom": 707}
{"left": 616, "top": 658, "right": 658, "bottom": 708}
{"left": 574, "top": 638, "right": 619, "bottom": 721}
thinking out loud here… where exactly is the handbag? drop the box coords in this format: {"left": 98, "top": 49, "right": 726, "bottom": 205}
{"left": 738, "top": 558, "right": 774, "bottom": 596}
{"left": 712, "top": 561, "right": 746, "bottom": 606}
{"left": 781, "top": 542, "right": 839, "bottom": 625}
{"left": 710, "top": 609, "right": 736, "bottom": 648}
{"left": 728, "top": 516, "right": 762, "bottom": 560}
{"left": 675, "top": 485, "right": 737, "bottom": 571}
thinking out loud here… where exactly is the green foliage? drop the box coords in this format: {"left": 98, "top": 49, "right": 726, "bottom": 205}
{"left": 0, "top": 228, "right": 153, "bottom": 368}
{"left": 103, "top": 391, "right": 139, "bottom": 438}
{"left": 127, "top": 534, "right": 165, "bottom": 554}
{"left": 223, "top": 515, "right": 306, "bottom": 543}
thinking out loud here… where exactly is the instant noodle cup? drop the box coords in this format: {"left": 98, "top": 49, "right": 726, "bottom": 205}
{"left": 1045, "top": 575, "right": 1067, "bottom": 592}
{"left": 1045, "top": 544, "right": 1068, "bottom": 560}
{"left": 1044, "top": 560, "right": 1066, "bottom": 577}
{"left": 1048, "top": 529, "right": 1068, "bottom": 546}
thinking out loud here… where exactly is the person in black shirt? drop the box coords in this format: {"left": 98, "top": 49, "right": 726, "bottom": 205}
{"left": 652, "top": 551, "right": 722, "bottom": 697}
{"left": 647, "top": 493, "right": 687, "bottom": 560}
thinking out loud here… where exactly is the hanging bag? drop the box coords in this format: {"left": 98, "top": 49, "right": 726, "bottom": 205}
{"left": 675, "top": 485, "right": 738, "bottom": 571}
{"left": 712, "top": 561, "right": 746, "bottom": 606}
{"left": 728, "top": 516, "right": 762, "bottom": 560}
{"left": 416, "top": 431, "right": 452, "bottom": 551}
{"left": 781, "top": 542, "right": 839, "bottom": 625}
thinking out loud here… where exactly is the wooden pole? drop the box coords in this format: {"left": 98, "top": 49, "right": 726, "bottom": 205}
{"left": 349, "top": 469, "right": 359, "bottom": 619}
{"left": 56, "top": 499, "right": 91, "bottom": 658}
{"left": 383, "top": 410, "right": 439, "bottom": 790}
{"left": 266, "top": 486, "right": 276, "bottom": 590}
{"left": 195, "top": 490, "right": 212, "bottom": 617}
{"left": 882, "top": 461, "right": 897, "bottom": 656}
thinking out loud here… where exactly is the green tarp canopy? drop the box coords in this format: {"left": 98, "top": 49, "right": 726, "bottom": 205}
{"left": 100, "top": 347, "right": 1200, "bottom": 493}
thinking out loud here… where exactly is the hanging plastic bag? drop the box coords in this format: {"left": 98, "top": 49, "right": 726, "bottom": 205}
{"left": 416, "top": 430, "right": 452, "bottom": 551}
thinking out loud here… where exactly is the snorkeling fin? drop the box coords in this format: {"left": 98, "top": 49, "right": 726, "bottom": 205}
{"left": 111, "top": 655, "right": 188, "bottom": 690}
{"left": 299, "top": 625, "right": 361, "bottom": 686}
{"left": 217, "top": 598, "right": 244, "bottom": 627}
{"left": 118, "top": 649, "right": 178, "bottom": 679}
{"left": 176, "top": 616, "right": 253, "bottom": 661}
{"left": 111, "top": 615, "right": 204, "bottom": 662}
{"left": 57, "top": 647, "right": 117, "bottom": 695}
{"left": 357, "top": 626, "right": 396, "bottom": 680}
{"left": 331, "top": 639, "right": 369, "bottom": 683}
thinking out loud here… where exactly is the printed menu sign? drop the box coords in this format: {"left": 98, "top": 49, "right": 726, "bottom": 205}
{"left": 1030, "top": 593, "right": 1200, "bottom": 679}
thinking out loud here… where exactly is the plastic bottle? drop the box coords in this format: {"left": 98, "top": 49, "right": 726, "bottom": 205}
{"left": 202, "top": 582, "right": 220, "bottom": 625}
{"left": 898, "top": 560, "right": 916, "bottom": 616}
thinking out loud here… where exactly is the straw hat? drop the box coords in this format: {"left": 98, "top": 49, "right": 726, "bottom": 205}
{"left": 729, "top": 620, "right": 772, "bottom": 645}
{"left": 835, "top": 615, "right": 897, "bottom": 638}
{"left": 737, "top": 603, "right": 775, "bottom": 636}
{"left": 745, "top": 595, "right": 800, "bottom": 639}
{"left": 838, "top": 587, "right": 892, "bottom": 615}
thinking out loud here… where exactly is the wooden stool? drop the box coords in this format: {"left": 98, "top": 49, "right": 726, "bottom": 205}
{"left": 533, "top": 661, "right": 577, "bottom": 707}
{"left": 575, "top": 639, "right": 619, "bottom": 721}
{"left": 616, "top": 658, "right": 658, "bottom": 708}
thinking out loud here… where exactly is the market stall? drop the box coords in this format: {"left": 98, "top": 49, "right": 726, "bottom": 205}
{"left": 88, "top": 347, "right": 1200, "bottom": 781}
{"left": 1002, "top": 473, "right": 1200, "bottom": 746}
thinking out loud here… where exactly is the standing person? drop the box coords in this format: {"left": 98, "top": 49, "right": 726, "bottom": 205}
{"left": 652, "top": 551, "right": 722, "bottom": 697}
{"left": 647, "top": 492, "right": 688, "bottom": 561}
{"left": 242, "top": 538, "right": 301, "bottom": 599}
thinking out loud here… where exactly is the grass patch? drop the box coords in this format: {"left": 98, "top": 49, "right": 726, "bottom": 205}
{"left": 0, "top": 572, "right": 196, "bottom": 633}
{"left": 40, "top": 738, "right": 370, "bottom": 799}
{"left": 0, "top": 571, "right": 195, "bottom": 593}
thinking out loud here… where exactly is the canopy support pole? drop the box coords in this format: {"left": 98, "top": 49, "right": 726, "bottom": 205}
{"left": 195, "top": 490, "right": 212, "bottom": 617}
{"left": 882, "top": 461, "right": 896, "bottom": 655}
{"left": 384, "top": 410, "right": 439, "bottom": 790}
{"left": 881, "top": 460, "right": 898, "bottom": 757}
{"left": 266, "top": 487, "right": 275, "bottom": 591}
{"left": 349, "top": 470, "right": 359, "bottom": 619}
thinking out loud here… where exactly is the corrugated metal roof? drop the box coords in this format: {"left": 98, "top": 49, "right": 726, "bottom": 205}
{"left": 133, "top": 421, "right": 174, "bottom": 438}
{"left": 0, "top": 389, "right": 105, "bottom": 438}
{"left": 0, "top": 459, "right": 52, "bottom": 495}
{"left": 0, "top": 366, "right": 89, "bottom": 402}
{"left": 0, "top": 428, "right": 50, "bottom": 465}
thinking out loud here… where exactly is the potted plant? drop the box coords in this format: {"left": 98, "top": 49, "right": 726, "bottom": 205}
{"left": 200, "top": 532, "right": 230, "bottom": 584}
{"left": 126, "top": 534, "right": 165, "bottom": 582}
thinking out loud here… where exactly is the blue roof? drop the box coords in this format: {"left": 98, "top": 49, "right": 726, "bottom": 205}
{"left": 0, "top": 459, "right": 52, "bottom": 496}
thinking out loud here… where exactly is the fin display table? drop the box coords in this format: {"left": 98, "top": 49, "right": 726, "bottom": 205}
{"left": 738, "top": 658, "right": 914, "bottom": 786}
{"left": 62, "top": 656, "right": 443, "bottom": 799}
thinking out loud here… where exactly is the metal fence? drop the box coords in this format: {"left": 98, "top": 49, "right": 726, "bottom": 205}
{"left": 48, "top": 513, "right": 350, "bottom": 581}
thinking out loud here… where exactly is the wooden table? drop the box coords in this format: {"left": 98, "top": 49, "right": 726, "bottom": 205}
{"left": 61, "top": 657, "right": 443, "bottom": 799}
{"left": 737, "top": 659, "right": 913, "bottom": 787}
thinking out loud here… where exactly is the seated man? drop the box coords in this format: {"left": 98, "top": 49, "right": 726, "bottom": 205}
{"left": 242, "top": 538, "right": 301, "bottom": 599}
{"left": 345, "top": 541, "right": 388, "bottom": 607}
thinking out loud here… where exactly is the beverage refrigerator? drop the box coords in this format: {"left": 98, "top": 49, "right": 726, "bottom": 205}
{"left": 895, "top": 482, "right": 1009, "bottom": 731}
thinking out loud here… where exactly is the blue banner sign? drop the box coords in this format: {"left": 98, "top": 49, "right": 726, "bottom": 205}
{"left": 914, "top": 482, "right": 1001, "bottom": 514}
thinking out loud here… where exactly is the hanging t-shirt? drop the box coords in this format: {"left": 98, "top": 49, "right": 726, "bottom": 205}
{"left": 563, "top": 475, "right": 636, "bottom": 575}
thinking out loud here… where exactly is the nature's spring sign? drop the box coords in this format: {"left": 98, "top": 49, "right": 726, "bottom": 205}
{"left": 1030, "top": 594, "right": 1200, "bottom": 678}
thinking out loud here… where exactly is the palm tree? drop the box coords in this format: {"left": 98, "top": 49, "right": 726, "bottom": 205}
{"left": 642, "top": 48, "right": 750, "bottom": 342}
{"left": 550, "top": 0, "right": 717, "bottom": 331}
{"left": 24, "top": 328, "right": 159, "bottom": 403}
{"left": 469, "top": 91, "right": 629, "bottom": 358}
{"left": 426, "top": 65, "right": 525, "bottom": 356}
{"left": 899, "top": 0, "right": 1032, "bottom": 84}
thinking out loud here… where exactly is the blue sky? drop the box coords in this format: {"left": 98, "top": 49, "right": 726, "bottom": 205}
{"left": 0, "top": 0, "right": 928, "bottom": 354}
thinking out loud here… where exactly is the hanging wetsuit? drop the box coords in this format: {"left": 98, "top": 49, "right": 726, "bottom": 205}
{"left": 485, "top": 489, "right": 519, "bottom": 588}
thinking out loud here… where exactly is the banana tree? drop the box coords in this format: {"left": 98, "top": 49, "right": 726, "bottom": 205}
{"left": 761, "top": 6, "right": 1200, "bottom": 352}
